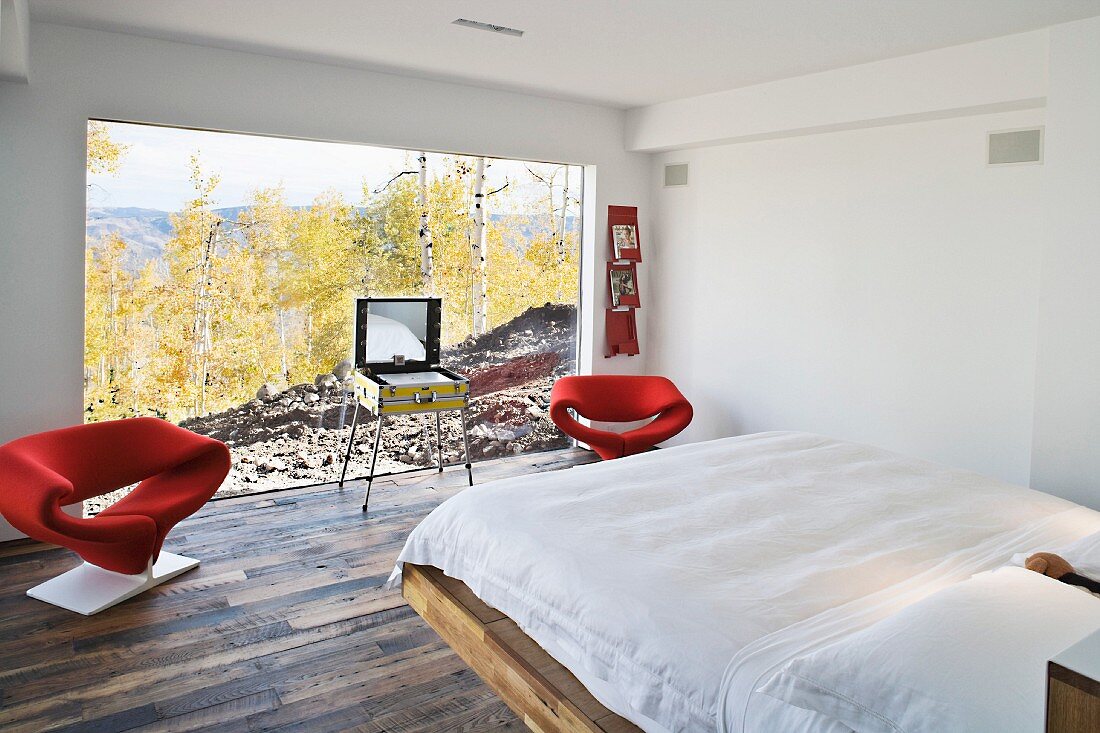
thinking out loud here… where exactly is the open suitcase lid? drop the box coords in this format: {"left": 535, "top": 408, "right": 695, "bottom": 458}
{"left": 354, "top": 297, "right": 443, "bottom": 376}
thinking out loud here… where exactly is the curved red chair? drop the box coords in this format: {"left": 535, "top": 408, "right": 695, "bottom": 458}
{"left": 0, "top": 417, "right": 230, "bottom": 614}
{"left": 550, "top": 375, "right": 693, "bottom": 460}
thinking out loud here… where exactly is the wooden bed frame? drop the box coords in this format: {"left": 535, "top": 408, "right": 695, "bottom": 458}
{"left": 402, "top": 563, "right": 642, "bottom": 733}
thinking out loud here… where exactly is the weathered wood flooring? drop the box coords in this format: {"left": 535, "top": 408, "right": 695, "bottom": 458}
{"left": 0, "top": 448, "right": 598, "bottom": 733}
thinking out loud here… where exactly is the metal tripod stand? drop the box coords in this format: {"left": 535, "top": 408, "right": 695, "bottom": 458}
{"left": 338, "top": 398, "right": 473, "bottom": 514}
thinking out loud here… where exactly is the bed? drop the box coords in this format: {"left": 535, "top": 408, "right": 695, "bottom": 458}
{"left": 390, "top": 432, "right": 1100, "bottom": 732}
{"left": 364, "top": 312, "right": 426, "bottom": 362}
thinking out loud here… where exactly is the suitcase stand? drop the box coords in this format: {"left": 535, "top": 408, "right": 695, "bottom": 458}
{"left": 338, "top": 369, "right": 473, "bottom": 514}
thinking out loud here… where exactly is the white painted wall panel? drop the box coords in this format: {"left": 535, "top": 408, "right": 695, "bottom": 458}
{"left": 649, "top": 109, "right": 1045, "bottom": 485}
{"left": 1030, "top": 16, "right": 1100, "bottom": 508}
{"left": 626, "top": 31, "right": 1048, "bottom": 152}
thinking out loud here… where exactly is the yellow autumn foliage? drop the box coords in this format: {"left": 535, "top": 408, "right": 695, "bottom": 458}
{"left": 84, "top": 132, "right": 581, "bottom": 423}
{"left": 86, "top": 121, "right": 130, "bottom": 175}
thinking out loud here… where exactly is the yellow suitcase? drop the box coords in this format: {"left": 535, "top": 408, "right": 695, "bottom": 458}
{"left": 353, "top": 368, "right": 469, "bottom": 416}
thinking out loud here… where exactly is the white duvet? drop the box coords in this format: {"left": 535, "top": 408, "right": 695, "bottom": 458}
{"left": 365, "top": 313, "right": 426, "bottom": 362}
{"left": 391, "top": 432, "right": 1100, "bottom": 732}
{"left": 755, "top": 567, "right": 1100, "bottom": 733}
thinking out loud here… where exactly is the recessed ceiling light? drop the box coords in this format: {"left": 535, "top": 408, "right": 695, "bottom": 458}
{"left": 452, "top": 18, "right": 524, "bottom": 38}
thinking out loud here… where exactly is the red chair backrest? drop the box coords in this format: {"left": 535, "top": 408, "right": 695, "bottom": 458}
{"left": 551, "top": 375, "right": 688, "bottom": 423}
{"left": 0, "top": 417, "right": 225, "bottom": 506}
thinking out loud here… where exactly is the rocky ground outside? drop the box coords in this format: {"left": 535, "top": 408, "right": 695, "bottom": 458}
{"left": 86, "top": 303, "right": 578, "bottom": 515}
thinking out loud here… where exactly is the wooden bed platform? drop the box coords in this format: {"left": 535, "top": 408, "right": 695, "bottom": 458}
{"left": 403, "top": 563, "right": 643, "bottom": 733}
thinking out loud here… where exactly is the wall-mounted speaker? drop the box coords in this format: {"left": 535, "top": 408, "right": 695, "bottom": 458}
{"left": 664, "top": 162, "right": 689, "bottom": 187}
{"left": 988, "top": 127, "right": 1043, "bottom": 165}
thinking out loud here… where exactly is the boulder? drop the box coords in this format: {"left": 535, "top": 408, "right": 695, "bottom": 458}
{"left": 256, "top": 383, "right": 279, "bottom": 401}
{"left": 333, "top": 359, "right": 354, "bottom": 380}
{"left": 314, "top": 373, "right": 339, "bottom": 391}
{"left": 257, "top": 458, "right": 287, "bottom": 473}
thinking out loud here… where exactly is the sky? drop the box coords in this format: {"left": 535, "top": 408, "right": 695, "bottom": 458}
{"left": 86, "top": 121, "right": 580, "bottom": 215}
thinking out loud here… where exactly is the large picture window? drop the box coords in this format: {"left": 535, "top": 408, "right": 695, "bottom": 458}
{"left": 84, "top": 121, "right": 582, "bottom": 509}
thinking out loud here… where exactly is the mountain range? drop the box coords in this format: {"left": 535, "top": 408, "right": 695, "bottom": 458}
{"left": 86, "top": 207, "right": 176, "bottom": 264}
{"left": 86, "top": 206, "right": 577, "bottom": 270}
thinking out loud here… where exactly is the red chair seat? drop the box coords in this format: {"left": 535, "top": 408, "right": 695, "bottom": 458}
{"left": 0, "top": 418, "right": 230, "bottom": 574}
{"left": 549, "top": 375, "right": 693, "bottom": 460}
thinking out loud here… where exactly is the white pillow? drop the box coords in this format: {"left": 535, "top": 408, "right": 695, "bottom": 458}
{"left": 758, "top": 567, "right": 1100, "bottom": 733}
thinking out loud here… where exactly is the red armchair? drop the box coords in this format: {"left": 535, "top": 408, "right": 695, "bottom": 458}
{"left": 0, "top": 418, "right": 230, "bottom": 614}
{"left": 550, "top": 375, "right": 693, "bottom": 460}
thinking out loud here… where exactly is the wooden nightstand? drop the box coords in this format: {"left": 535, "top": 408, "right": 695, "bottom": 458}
{"left": 1048, "top": 628, "right": 1100, "bottom": 733}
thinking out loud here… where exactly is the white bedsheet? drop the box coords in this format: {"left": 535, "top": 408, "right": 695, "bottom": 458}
{"left": 390, "top": 432, "right": 1100, "bottom": 732}
{"left": 365, "top": 313, "right": 426, "bottom": 362}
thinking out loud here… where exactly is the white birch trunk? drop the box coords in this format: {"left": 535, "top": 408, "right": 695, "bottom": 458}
{"left": 198, "top": 246, "right": 212, "bottom": 416}
{"left": 108, "top": 258, "right": 118, "bottom": 381}
{"left": 128, "top": 309, "right": 137, "bottom": 412}
{"left": 556, "top": 166, "right": 569, "bottom": 264}
{"left": 277, "top": 308, "right": 289, "bottom": 381}
{"left": 306, "top": 310, "right": 314, "bottom": 368}
{"left": 192, "top": 222, "right": 215, "bottom": 416}
{"left": 471, "top": 157, "right": 488, "bottom": 336}
{"left": 417, "top": 153, "right": 434, "bottom": 292}
{"left": 465, "top": 187, "right": 474, "bottom": 329}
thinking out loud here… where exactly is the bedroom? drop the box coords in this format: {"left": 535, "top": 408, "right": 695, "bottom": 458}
{"left": 1, "top": 2, "right": 1099, "bottom": 732}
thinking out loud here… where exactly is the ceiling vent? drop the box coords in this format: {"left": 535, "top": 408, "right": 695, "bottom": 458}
{"left": 452, "top": 19, "right": 524, "bottom": 37}
{"left": 664, "top": 163, "right": 689, "bottom": 187}
{"left": 988, "top": 127, "right": 1043, "bottom": 165}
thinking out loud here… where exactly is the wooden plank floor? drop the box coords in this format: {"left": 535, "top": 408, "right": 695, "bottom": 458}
{"left": 0, "top": 448, "right": 598, "bottom": 733}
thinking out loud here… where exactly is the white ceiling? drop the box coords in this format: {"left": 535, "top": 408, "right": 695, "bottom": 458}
{"left": 29, "top": 0, "right": 1100, "bottom": 108}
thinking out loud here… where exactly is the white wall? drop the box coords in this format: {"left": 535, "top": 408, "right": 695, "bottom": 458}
{"left": 1030, "top": 16, "right": 1100, "bottom": 507}
{"left": 0, "top": 0, "right": 31, "bottom": 82}
{"left": 626, "top": 31, "right": 1047, "bottom": 152}
{"left": 0, "top": 23, "right": 650, "bottom": 539}
{"left": 646, "top": 16, "right": 1100, "bottom": 506}
{"left": 650, "top": 108, "right": 1046, "bottom": 485}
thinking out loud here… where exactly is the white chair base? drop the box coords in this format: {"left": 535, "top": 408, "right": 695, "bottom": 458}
{"left": 26, "top": 551, "right": 199, "bottom": 615}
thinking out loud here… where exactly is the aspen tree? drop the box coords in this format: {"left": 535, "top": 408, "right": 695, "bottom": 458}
{"left": 86, "top": 121, "right": 130, "bottom": 175}
{"left": 418, "top": 152, "right": 434, "bottom": 292}
{"left": 557, "top": 166, "right": 570, "bottom": 264}
{"left": 470, "top": 157, "right": 488, "bottom": 335}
